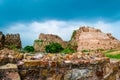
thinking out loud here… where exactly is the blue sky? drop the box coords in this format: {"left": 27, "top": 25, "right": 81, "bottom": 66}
{"left": 0, "top": 0, "right": 120, "bottom": 47}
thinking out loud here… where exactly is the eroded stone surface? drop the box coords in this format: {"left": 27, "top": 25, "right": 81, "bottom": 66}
{"left": 34, "top": 33, "right": 68, "bottom": 52}
{"left": 0, "top": 50, "right": 120, "bottom": 80}
{"left": 16, "top": 52, "right": 120, "bottom": 80}
{"left": 0, "top": 32, "right": 22, "bottom": 49}
{"left": 34, "top": 26, "right": 120, "bottom": 52}
{"left": 75, "top": 27, "right": 120, "bottom": 51}
{"left": 0, "top": 63, "right": 20, "bottom": 80}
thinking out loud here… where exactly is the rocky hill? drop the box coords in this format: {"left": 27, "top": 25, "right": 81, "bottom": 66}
{"left": 0, "top": 31, "right": 22, "bottom": 49}
{"left": 70, "top": 26, "right": 120, "bottom": 51}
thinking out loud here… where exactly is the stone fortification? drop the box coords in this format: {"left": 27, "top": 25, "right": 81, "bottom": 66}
{"left": 34, "top": 26, "right": 120, "bottom": 52}
{"left": 71, "top": 26, "right": 120, "bottom": 51}
{"left": 0, "top": 32, "right": 22, "bottom": 49}
{"left": 34, "top": 33, "right": 67, "bottom": 52}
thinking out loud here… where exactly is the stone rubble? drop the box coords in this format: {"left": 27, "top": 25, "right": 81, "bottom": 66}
{"left": 0, "top": 48, "right": 120, "bottom": 80}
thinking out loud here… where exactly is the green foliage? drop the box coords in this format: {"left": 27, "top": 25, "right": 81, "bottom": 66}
{"left": 71, "top": 30, "right": 76, "bottom": 40}
{"left": 23, "top": 46, "right": 34, "bottom": 52}
{"left": 81, "top": 49, "right": 89, "bottom": 53}
{"left": 9, "top": 45, "right": 18, "bottom": 51}
{"left": 45, "top": 42, "right": 63, "bottom": 53}
{"left": 105, "top": 54, "right": 120, "bottom": 59}
{"left": 34, "top": 39, "right": 43, "bottom": 46}
{"left": 61, "top": 48, "right": 75, "bottom": 54}
{"left": 104, "top": 49, "right": 116, "bottom": 54}
{"left": 34, "top": 39, "right": 43, "bottom": 42}
{"left": 103, "top": 49, "right": 120, "bottom": 59}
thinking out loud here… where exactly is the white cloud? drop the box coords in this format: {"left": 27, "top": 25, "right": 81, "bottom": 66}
{"left": 1, "top": 20, "right": 120, "bottom": 47}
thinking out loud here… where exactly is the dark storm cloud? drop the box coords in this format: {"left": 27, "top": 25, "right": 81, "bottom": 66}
{"left": 0, "top": 0, "right": 120, "bottom": 27}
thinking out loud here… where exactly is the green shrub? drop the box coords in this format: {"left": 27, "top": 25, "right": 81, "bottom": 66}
{"left": 62, "top": 48, "right": 75, "bottom": 54}
{"left": 45, "top": 42, "right": 63, "bottom": 53}
{"left": 71, "top": 30, "right": 76, "bottom": 40}
{"left": 9, "top": 45, "right": 17, "bottom": 49}
{"left": 81, "top": 49, "right": 89, "bottom": 53}
{"left": 23, "top": 46, "right": 34, "bottom": 52}
{"left": 9, "top": 45, "right": 18, "bottom": 51}
{"left": 34, "top": 39, "right": 43, "bottom": 46}
{"left": 34, "top": 39, "right": 43, "bottom": 42}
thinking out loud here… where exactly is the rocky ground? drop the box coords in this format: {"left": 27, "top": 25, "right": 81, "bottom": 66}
{"left": 0, "top": 48, "right": 120, "bottom": 80}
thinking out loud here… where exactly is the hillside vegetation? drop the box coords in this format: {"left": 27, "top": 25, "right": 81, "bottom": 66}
{"left": 103, "top": 47, "right": 120, "bottom": 59}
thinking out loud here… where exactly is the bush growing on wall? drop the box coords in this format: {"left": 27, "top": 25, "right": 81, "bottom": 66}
{"left": 23, "top": 46, "right": 34, "bottom": 52}
{"left": 45, "top": 42, "right": 63, "bottom": 53}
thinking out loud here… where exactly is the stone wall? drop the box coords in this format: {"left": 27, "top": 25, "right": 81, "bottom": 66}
{"left": 71, "top": 26, "right": 120, "bottom": 51}
{"left": 34, "top": 33, "right": 67, "bottom": 52}
{"left": 34, "top": 26, "right": 120, "bottom": 52}
{"left": 0, "top": 31, "right": 22, "bottom": 49}
{"left": 1, "top": 59, "right": 120, "bottom": 80}
{"left": 17, "top": 57, "right": 120, "bottom": 80}
{"left": 0, "top": 48, "right": 120, "bottom": 80}
{"left": 0, "top": 32, "right": 5, "bottom": 48}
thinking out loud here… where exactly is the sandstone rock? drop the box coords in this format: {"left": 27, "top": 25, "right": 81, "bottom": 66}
{"left": 34, "top": 26, "right": 120, "bottom": 52}
{"left": 0, "top": 31, "right": 22, "bottom": 49}
{"left": 4, "top": 34, "right": 22, "bottom": 48}
{"left": 15, "top": 53, "right": 120, "bottom": 80}
{"left": 70, "top": 26, "right": 120, "bottom": 51}
{"left": 0, "top": 63, "right": 20, "bottom": 80}
{"left": 0, "top": 48, "right": 21, "bottom": 65}
{"left": 64, "top": 69, "right": 93, "bottom": 80}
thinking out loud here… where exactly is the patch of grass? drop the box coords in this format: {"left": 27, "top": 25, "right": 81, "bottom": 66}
{"left": 103, "top": 49, "right": 120, "bottom": 59}
{"left": 81, "top": 49, "right": 89, "bottom": 53}
{"left": 105, "top": 54, "right": 120, "bottom": 59}
{"left": 61, "top": 48, "right": 76, "bottom": 54}
{"left": 103, "top": 49, "right": 117, "bottom": 54}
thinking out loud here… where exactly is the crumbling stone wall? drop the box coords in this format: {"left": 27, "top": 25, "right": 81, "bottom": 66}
{"left": 17, "top": 57, "right": 120, "bottom": 80}
{"left": 0, "top": 48, "right": 120, "bottom": 80}
{"left": 71, "top": 26, "right": 120, "bottom": 51}
{"left": 34, "top": 26, "right": 120, "bottom": 52}
{"left": 0, "top": 32, "right": 5, "bottom": 48}
{"left": 34, "top": 33, "right": 68, "bottom": 52}
{"left": 0, "top": 31, "right": 22, "bottom": 49}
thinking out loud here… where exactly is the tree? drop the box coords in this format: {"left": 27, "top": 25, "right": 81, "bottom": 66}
{"left": 45, "top": 42, "right": 63, "bottom": 53}
{"left": 23, "top": 46, "right": 34, "bottom": 52}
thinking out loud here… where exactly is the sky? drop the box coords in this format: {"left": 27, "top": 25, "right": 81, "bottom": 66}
{"left": 0, "top": 0, "right": 120, "bottom": 47}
